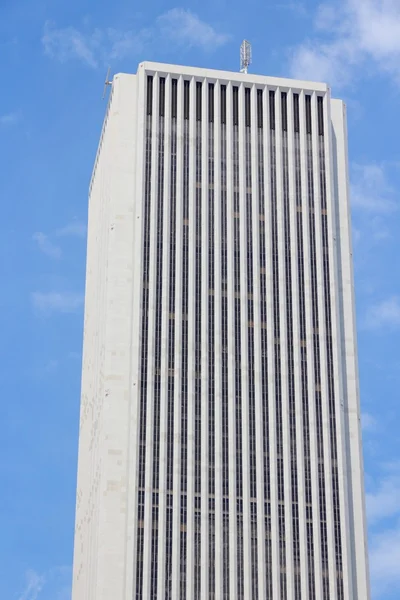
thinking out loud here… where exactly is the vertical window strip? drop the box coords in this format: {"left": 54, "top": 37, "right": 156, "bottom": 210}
{"left": 233, "top": 85, "right": 244, "bottom": 600}
{"left": 293, "top": 93, "right": 316, "bottom": 600}
{"left": 257, "top": 88, "right": 272, "bottom": 600}
{"left": 282, "top": 92, "right": 301, "bottom": 600}
{"left": 317, "top": 96, "right": 344, "bottom": 600}
{"left": 208, "top": 82, "right": 216, "bottom": 600}
{"left": 245, "top": 87, "right": 258, "bottom": 600}
{"left": 305, "top": 94, "right": 330, "bottom": 600}
{"left": 180, "top": 79, "right": 190, "bottom": 600}
{"left": 165, "top": 78, "right": 178, "bottom": 599}
{"left": 220, "top": 84, "right": 230, "bottom": 600}
{"left": 194, "top": 80, "right": 202, "bottom": 600}
{"left": 136, "top": 74, "right": 153, "bottom": 600}
{"left": 269, "top": 89, "right": 287, "bottom": 600}
{"left": 150, "top": 76, "right": 166, "bottom": 598}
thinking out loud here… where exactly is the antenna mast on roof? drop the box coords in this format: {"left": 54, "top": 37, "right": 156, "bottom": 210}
{"left": 240, "top": 40, "right": 252, "bottom": 74}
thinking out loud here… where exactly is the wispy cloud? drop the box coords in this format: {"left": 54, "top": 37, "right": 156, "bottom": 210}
{"left": 55, "top": 221, "right": 87, "bottom": 238}
{"left": 367, "top": 464, "right": 400, "bottom": 524}
{"left": 352, "top": 226, "right": 361, "bottom": 245}
{"left": 351, "top": 163, "right": 398, "bottom": 213}
{"left": 367, "top": 463, "right": 400, "bottom": 597}
{"left": 32, "top": 291, "right": 84, "bottom": 315}
{"left": 103, "top": 27, "right": 151, "bottom": 62}
{"left": 362, "top": 412, "right": 378, "bottom": 433}
{"left": 17, "top": 570, "right": 45, "bottom": 600}
{"left": 350, "top": 163, "right": 399, "bottom": 264}
{"left": 33, "top": 221, "right": 86, "bottom": 259}
{"left": 290, "top": 0, "right": 400, "bottom": 87}
{"left": 42, "top": 9, "right": 230, "bottom": 67}
{"left": 42, "top": 21, "right": 100, "bottom": 68}
{"left": 0, "top": 112, "right": 19, "bottom": 126}
{"left": 157, "top": 9, "right": 231, "bottom": 50}
{"left": 16, "top": 566, "right": 71, "bottom": 600}
{"left": 370, "top": 522, "right": 400, "bottom": 598}
{"left": 364, "top": 297, "right": 400, "bottom": 330}
{"left": 32, "top": 232, "right": 62, "bottom": 259}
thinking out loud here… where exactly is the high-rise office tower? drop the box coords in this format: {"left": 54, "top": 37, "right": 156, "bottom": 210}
{"left": 72, "top": 62, "right": 370, "bottom": 600}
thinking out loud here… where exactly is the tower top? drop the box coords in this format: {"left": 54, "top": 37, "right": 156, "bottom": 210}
{"left": 240, "top": 40, "right": 252, "bottom": 74}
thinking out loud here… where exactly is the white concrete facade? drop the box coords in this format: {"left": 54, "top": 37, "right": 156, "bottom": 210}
{"left": 72, "top": 62, "right": 371, "bottom": 600}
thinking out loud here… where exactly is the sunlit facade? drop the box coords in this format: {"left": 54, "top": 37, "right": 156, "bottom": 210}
{"left": 72, "top": 62, "right": 370, "bottom": 600}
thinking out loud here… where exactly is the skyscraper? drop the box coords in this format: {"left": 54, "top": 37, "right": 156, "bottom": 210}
{"left": 72, "top": 62, "right": 370, "bottom": 600}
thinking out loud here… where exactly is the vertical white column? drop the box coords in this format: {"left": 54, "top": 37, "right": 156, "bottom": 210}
{"left": 200, "top": 77, "right": 210, "bottom": 599}
{"left": 226, "top": 82, "right": 238, "bottom": 600}
{"left": 263, "top": 85, "right": 280, "bottom": 599}
{"left": 238, "top": 83, "right": 252, "bottom": 600}
{"left": 126, "top": 70, "right": 146, "bottom": 600}
{"left": 78, "top": 83, "right": 110, "bottom": 600}
{"left": 186, "top": 76, "right": 196, "bottom": 600}
{"left": 142, "top": 73, "right": 159, "bottom": 600}
{"left": 95, "top": 79, "right": 113, "bottom": 600}
{"left": 277, "top": 86, "right": 295, "bottom": 599}
{"left": 286, "top": 88, "right": 299, "bottom": 599}
{"left": 324, "top": 91, "right": 352, "bottom": 599}
{"left": 171, "top": 75, "right": 184, "bottom": 600}
{"left": 88, "top": 86, "right": 111, "bottom": 600}
{"left": 250, "top": 83, "right": 267, "bottom": 599}
{"left": 299, "top": 90, "right": 323, "bottom": 599}
{"left": 323, "top": 92, "right": 347, "bottom": 599}
{"left": 213, "top": 81, "right": 223, "bottom": 599}
{"left": 286, "top": 89, "right": 308, "bottom": 600}
{"left": 107, "top": 76, "right": 134, "bottom": 600}
{"left": 96, "top": 74, "right": 139, "bottom": 600}
{"left": 325, "top": 94, "right": 355, "bottom": 600}
{"left": 157, "top": 74, "right": 172, "bottom": 599}
{"left": 310, "top": 92, "right": 336, "bottom": 597}
{"left": 330, "top": 99, "right": 370, "bottom": 600}
{"left": 96, "top": 78, "right": 122, "bottom": 600}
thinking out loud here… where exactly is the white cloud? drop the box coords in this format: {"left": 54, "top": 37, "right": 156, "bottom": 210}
{"left": 157, "top": 9, "right": 231, "bottom": 50}
{"left": 55, "top": 221, "right": 87, "bottom": 238}
{"left": 351, "top": 163, "right": 398, "bottom": 213}
{"left": 42, "top": 21, "right": 100, "bottom": 68}
{"left": 367, "top": 464, "right": 400, "bottom": 596}
{"left": 32, "top": 291, "right": 84, "bottom": 315}
{"left": 106, "top": 27, "right": 153, "bottom": 61}
{"left": 362, "top": 412, "right": 377, "bottom": 433}
{"left": 16, "top": 566, "right": 71, "bottom": 600}
{"left": 33, "top": 221, "right": 86, "bottom": 258}
{"left": 0, "top": 112, "right": 19, "bottom": 126}
{"left": 352, "top": 226, "right": 361, "bottom": 244}
{"left": 33, "top": 232, "right": 62, "bottom": 259}
{"left": 370, "top": 522, "right": 400, "bottom": 598}
{"left": 290, "top": 38, "right": 357, "bottom": 87}
{"left": 367, "top": 466, "right": 400, "bottom": 524}
{"left": 17, "top": 570, "right": 45, "bottom": 600}
{"left": 290, "top": 0, "right": 400, "bottom": 87}
{"left": 365, "top": 297, "right": 400, "bottom": 329}
{"left": 46, "top": 566, "right": 72, "bottom": 600}
{"left": 42, "top": 10, "right": 230, "bottom": 66}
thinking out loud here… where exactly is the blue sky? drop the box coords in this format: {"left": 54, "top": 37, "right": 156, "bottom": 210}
{"left": 1, "top": 0, "right": 399, "bottom": 598}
